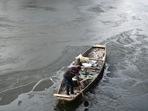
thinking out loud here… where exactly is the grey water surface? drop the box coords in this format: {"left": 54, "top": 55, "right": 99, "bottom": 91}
{"left": 0, "top": 0, "right": 148, "bottom": 111}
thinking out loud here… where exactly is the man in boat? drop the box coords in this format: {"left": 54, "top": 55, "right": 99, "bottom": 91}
{"left": 63, "top": 65, "right": 81, "bottom": 95}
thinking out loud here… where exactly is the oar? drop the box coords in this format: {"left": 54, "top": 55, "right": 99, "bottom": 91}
{"left": 78, "top": 84, "right": 89, "bottom": 107}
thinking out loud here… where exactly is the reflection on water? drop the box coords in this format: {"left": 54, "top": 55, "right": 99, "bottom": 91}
{"left": 55, "top": 99, "right": 83, "bottom": 111}
{"left": 0, "top": 78, "right": 53, "bottom": 105}
{"left": 0, "top": 0, "right": 68, "bottom": 11}
{"left": 0, "top": 0, "right": 148, "bottom": 111}
{"left": 0, "top": 82, "right": 35, "bottom": 105}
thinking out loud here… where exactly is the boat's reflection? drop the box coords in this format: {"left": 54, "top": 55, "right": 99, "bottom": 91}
{"left": 56, "top": 97, "right": 83, "bottom": 111}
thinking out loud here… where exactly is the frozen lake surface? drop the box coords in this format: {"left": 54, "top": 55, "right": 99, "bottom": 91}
{"left": 0, "top": 0, "right": 148, "bottom": 111}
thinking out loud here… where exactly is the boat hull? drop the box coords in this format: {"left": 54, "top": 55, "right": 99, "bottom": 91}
{"left": 53, "top": 44, "right": 106, "bottom": 102}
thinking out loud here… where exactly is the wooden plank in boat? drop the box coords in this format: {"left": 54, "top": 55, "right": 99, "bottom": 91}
{"left": 53, "top": 94, "right": 72, "bottom": 98}
{"left": 93, "top": 44, "right": 106, "bottom": 48}
{"left": 89, "top": 58, "right": 103, "bottom": 61}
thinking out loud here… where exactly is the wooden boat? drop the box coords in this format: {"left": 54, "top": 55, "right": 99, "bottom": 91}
{"left": 53, "top": 44, "right": 106, "bottom": 101}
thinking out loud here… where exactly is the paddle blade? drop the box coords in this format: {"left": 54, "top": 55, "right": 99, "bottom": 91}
{"left": 84, "top": 100, "right": 89, "bottom": 107}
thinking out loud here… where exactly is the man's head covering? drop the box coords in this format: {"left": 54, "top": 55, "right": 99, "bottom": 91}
{"left": 68, "top": 65, "right": 81, "bottom": 72}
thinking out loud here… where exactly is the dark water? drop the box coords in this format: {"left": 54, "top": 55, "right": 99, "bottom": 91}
{"left": 0, "top": 0, "right": 148, "bottom": 111}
